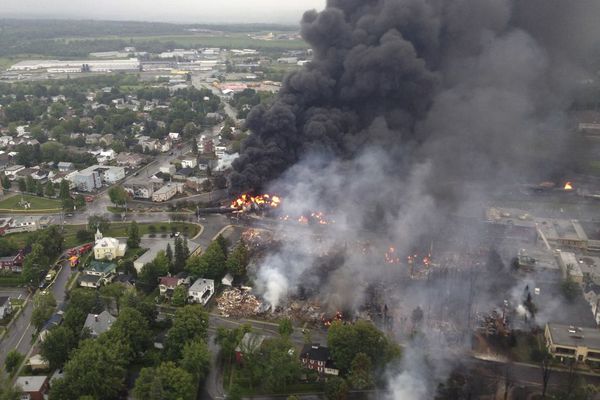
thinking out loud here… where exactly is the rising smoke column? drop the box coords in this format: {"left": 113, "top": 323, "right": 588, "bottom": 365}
{"left": 232, "top": 1, "right": 600, "bottom": 399}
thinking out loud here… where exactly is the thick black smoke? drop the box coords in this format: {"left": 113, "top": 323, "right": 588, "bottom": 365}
{"left": 230, "top": 0, "right": 600, "bottom": 194}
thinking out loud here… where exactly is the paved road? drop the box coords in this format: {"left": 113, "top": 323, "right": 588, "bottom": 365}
{"left": 0, "top": 256, "right": 75, "bottom": 367}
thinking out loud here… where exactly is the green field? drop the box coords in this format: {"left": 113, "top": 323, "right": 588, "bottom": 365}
{"left": 64, "top": 33, "right": 308, "bottom": 50}
{"left": 4, "top": 222, "right": 201, "bottom": 249}
{"left": 0, "top": 194, "right": 62, "bottom": 212}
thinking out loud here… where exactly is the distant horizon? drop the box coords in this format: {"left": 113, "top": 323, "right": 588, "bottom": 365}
{"left": 0, "top": 14, "right": 301, "bottom": 28}
{"left": 0, "top": 0, "right": 324, "bottom": 25}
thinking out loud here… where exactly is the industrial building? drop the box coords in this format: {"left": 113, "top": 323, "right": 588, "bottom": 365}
{"left": 9, "top": 58, "right": 140, "bottom": 72}
{"left": 545, "top": 323, "right": 600, "bottom": 364}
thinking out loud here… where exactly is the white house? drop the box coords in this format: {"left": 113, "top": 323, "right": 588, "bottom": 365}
{"left": 180, "top": 157, "right": 197, "bottom": 169}
{"left": 93, "top": 229, "right": 127, "bottom": 260}
{"left": 168, "top": 132, "right": 181, "bottom": 141}
{"left": 188, "top": 278, "right": 215, "bottom": 305}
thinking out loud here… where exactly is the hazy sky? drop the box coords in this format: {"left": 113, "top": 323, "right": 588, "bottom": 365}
{"left": 0, "top": 0, "right": 325, "bottom": 24}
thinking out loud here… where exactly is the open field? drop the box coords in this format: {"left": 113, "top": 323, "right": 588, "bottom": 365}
{"left": 62, "top": 33, "right": 307, "bottom": 50}
{"left": 0, "top": 194, "right": 62, "bottom": 212}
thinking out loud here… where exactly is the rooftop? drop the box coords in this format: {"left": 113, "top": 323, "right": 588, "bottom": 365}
{"left": 0, "top": 296, "right": 10, "bottom": 307}
{"left": 547, "top": 323, "right": 600, "bottom": 350}
{"left": 83, "top": 311, "right": 115, "bottom": 337}
{"left": 86, "top": 260, "right": 117, "bottom": 275}
{"left": 300, "top": 344, "right": 331, "bottom": 362}
{"left": 15, "top": 376, "right": 47, "bottom": 392}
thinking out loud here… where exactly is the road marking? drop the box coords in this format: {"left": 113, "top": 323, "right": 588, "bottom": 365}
{"left": 15, "top": 321, "right": 32, "bottom": 349}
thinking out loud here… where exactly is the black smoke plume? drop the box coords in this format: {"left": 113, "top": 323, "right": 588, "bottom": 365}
{"left": 231, "top": 0, "right": 600, "bottom": 194}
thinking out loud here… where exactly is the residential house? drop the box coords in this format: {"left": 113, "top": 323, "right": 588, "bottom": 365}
{"left": 168, "top": 132, "right": 181, "bottom": 141}
{"left": 124, "top": 179, "right": 156, "bottom": 199}
{"left": 173, "top": 168, "right": 194, "bottom": 181}
{"left": 180, "top": 157, "right": 198, "bottom": 169}
{"left": 39, "top": 311, "right": 64, "bottom": 342}
{"left": 85, "top": 133, "right": 102, "bottom": 145}
{"left": 152, "top": 183, "right": 184, "bottom": 202}
{"left": 100, "top": 134, "right": 114, "bottom": 146}
{"left": 185, "top": 176, "right": 208, "bottom": 192}
{"left": 158, "top": 140, "right": 172, "bottom": 153}
{"left": 15, "top": 376, "right": 49, "bottom": 400}
{"left": 115, "top": 152, "right": 144, "bottom": 168}
{"left": 300, "top": 344, "right": 339, "bottom": 376}
{"left": 83, "top": 311, "right": 115, "bottom": 338}
{"left": 158, "top": 275, "right": 191, "bottom": 298}
{"left": 159, "top": 164, "right": 176, "bottom": 175}
{"left": 188, "top": 278, "right": 215, "bottom": 305}
{"left": 215, "top": 145, "right": 227, "bottom": 159}
{"left": 0, "top": 296, "right": 12, "bottom": 319}
{"left": 0, "top": 249, "right": 26, "bottom": 271}
{"left": 4, "top": 165, "right": 25, "bottom": 180}
{"left": 198, "top": 157, "right": 217, "bottom": 171}
{"left": 57, "top": 162, "right": 74, "bottom": 172}
{"left": 93, "top": 229, "right": 126, "bottom": 261}
{"left": 27, "top": 354, "right": 49, "bottom": 372}
{"left": 235, "top": 332, "right": 266, "bottom": 364}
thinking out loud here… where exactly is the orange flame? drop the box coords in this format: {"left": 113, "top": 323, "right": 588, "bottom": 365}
{"left": 230, "top": 193, "right": 281, "bottom": 210}
{"left": 564, "top": 182, "right": 573, "bottom": 190}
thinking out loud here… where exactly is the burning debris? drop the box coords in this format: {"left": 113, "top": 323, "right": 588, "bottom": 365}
{"left": 564, "top": 182, "right": 574, "bottom": 191}
{"left": 230, "top": 193, "right": 281, "bottom": 212}
{"left": 241, "top": 228, "right": 274, "bottom": 249}
{"left": 216, "top": 288, "right": 263, "bottom": 318}
{"left": 279, "top": 211, "right": 335, "bottom": 225}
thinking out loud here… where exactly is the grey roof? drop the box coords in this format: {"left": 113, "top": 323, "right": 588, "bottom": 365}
{"left": 15, "top": 375, "right": 47, "bottom": 392}
{"left": 0, "top": 296, "right": 10, "bottom": 307}
{"left": 80, "top": 275, "right": 102, "bottom": 285}
{"left": 547, "top": 323, "right": 600, "bottom": 350}
{"left": 83, "top": 311, "right": 115, "bottom": 337}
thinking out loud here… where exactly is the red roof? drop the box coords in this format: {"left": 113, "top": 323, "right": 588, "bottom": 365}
{"left": 159, "top": 276, "right": 179, "bottom": 287}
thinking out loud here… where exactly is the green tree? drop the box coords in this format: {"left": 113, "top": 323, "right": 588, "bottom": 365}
{"left": 133, "top": 362, "right": 196, "bottom": 400}
{"left": 561, "top": 277, "right": 581, "bottom": 302}
{"left": 326, "top": 377, "right": 349, "bottom": 400}
{"left": 185, "top": 240, "right": 226, "bottom": 280}
{"left": 173, "top": 237, "right": 186, "bottom": 274}
{"left": 327, "top": 320, "right": 400, "bottom": 373}
{"left": 25, "top": 176, "right": 36, "bottom": 193}
{"left": 87, "top": 215, "right": 110, "bottom": 234}
{"left": 348, "top": 353, "right": 373, "bottom": 390}
{"left": 44, "top": 181, "right": 56, "bottom": 197}
{"left": 1, "top": 175, "right": 10, "bottom": 190}
{"left": 59, "top": 179, "right": 70, "bottom": 199}
{"left": 105, "top": 307, "right": 151, "bottom": 362}
{"left": 164, "top": 305, "right": 209, "bottom": 361}
{"left": 278, "top": 318, "right": 293, "bottom": 337}
{"left": 35, "top": 181, "right": 44, "bottom": 197}
{"left": 50, "top": 339, "right": 127, "bottom": 400}
{"left": 171, "top": 286, "right": 187, "bottom": 307}
{"left": 40, "top": 326, "right": 75, "bottom": 370}
{"left": 4, "top": 350, "right": 23, "bottom": 376}
{"left": 31, "top": 290, "right": 57, "bottom": 331}
{"left": 180, "top": 340, "right": 211, "bottom": 380}
{"left": 260, "top": 337, "right": 301, "bottom": 392}
{"left": 215, "top": 325, "right": 250, "bottom": 367}
{"left": 215, "top": 234, "right": 228, "bottom": 257}
{"left": 0, "top": 370, "right": 22, "bottom": 400}
{"left": 138, "top": 251, "right": 169, "bottom": 292}
{"left": 165, "top": 243, "right": 173, "bottom": 265}
{"left": 226, "top": 241, "right": 249, "bottom": 279}
{"left": 62, "top": 197, "right": 74, "bottom": 211}
{"left": 108, "top": 185, "right": 128, "bottom": 210}
{"left": 22, "top": 243, "right": 49, "bottom": 288}
{"left": 127, "top": 221, "right": 141, "bottom": 248}
{"left": 17, "top": 178, "right": 26, "bottom": 192}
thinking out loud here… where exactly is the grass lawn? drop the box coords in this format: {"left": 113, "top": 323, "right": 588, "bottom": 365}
{"left": 226, "top": 363, "right": 325, "bottom": 396}
{"left": 0, "top": 194, "right": 62, "bottom": 212}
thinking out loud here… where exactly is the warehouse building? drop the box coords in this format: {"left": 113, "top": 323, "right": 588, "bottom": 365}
{"left": 545, "top": 323, "right": 600, "bottom": 364}
{"left": 9, "top": 58, "right": 141, "bottom": 72}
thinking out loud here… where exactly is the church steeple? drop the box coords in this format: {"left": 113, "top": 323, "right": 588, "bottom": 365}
{"left": 95, "top": 228, "right": 103, "bottom": 242}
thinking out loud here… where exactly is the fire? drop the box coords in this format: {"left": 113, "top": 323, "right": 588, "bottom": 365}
{"left": 230, "top": 193, "right": 281, "bottom": 210}
{"left": 564, "top": 182, "right": 573, "bottom": 191}
{"left": 322, "top": 311, "right": 345, "bottom": 327}
{"left": 385, "top": 247, "right": 401, "bottom": 264}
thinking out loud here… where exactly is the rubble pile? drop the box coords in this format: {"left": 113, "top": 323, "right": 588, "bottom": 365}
{"left": 216, "top": 288, "right": 263, "bottom": 318}
{"left": 242, "top": 228, "right": 274, "bottom": 249}
{"left": 476, "top": 310, "right": 511, "bottom": 337}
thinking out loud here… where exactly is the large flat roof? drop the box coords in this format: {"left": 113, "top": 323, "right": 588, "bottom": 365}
{"left": 547, "top": 323, "right": 600, "bottom": 350}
